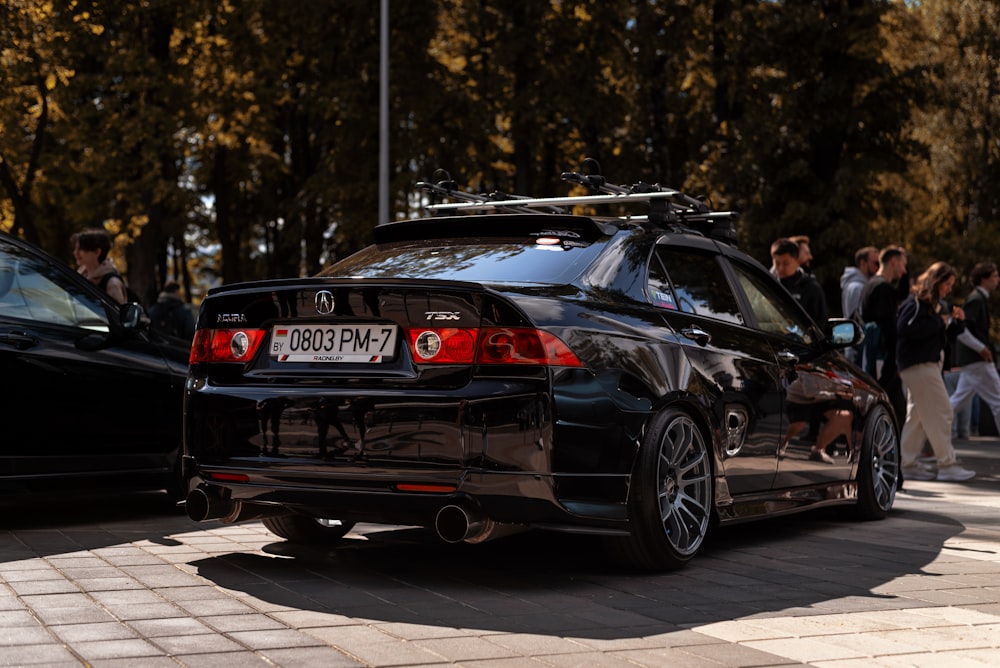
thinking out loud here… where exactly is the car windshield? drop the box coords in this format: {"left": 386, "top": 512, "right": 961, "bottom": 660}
{"left": 321, "top": 239, "right": 607, "bottom": 285}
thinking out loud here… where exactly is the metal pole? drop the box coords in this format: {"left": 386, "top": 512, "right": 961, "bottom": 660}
{"left": 379, "top": 0, "right": 389, "bottom": 226}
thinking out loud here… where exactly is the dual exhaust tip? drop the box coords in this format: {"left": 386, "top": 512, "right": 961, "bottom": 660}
{"left": 187, "top": 488, "right": 523, "bottom": 544}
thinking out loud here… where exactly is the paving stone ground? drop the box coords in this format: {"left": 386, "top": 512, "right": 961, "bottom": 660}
{"left": 2, "top": 438, "right": 998, "bottom": 667}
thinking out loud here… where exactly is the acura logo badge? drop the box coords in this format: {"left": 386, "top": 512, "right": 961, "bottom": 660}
{"left": 315, "top": 290, "right": 335, "bottom": 315}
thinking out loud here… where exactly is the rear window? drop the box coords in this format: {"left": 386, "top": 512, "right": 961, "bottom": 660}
{"left": 321, "top": 238, "right": 608, "bottom": 285}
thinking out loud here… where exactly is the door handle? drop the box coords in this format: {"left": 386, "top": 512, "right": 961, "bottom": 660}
{"left": 0, "top": 331, "right": 38, "bottom": 351}
{"left": 777, "top": 350, "right": 799, "bottom": 365}
{"left": 680, "top": 326, "right": 711, "bottom": 346}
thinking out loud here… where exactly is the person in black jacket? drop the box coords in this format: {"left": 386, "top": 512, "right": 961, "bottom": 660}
{"left": 949, "top": 262, "right": 1000, "bottom": 435}
{"left": 859, "top": 245, "right": 909, "bottom": 423}
{"left": 770, "top": 238, "right": 827, "bottom": 325}
{"left": 896, "top": 261, "right": 975, "bottom": 482}
{"left": 147, "top": 281, "right": 195, "bottom": 341}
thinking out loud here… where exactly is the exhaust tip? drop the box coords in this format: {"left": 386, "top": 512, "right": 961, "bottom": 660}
{"left": 185, "top": 488, "right": 211, "bottom": 521}
{"left": 435, "top": 504, "right": 484, "bottom": 543}
{"left": 185, "top": 488, "right": 235, "bottom": 522}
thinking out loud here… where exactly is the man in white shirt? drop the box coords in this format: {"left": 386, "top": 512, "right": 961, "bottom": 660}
{"left": 950, "top": 262, "right": 1000, "bottom": 438}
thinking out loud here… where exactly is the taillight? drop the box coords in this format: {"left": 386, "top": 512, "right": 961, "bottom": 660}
{"left": 406, "top": 327, "right": 583, "bottom": 367}
{"left": 189, "top": 329, "right": 267, "bottom": 363}
{"left": 477, "top": 327, "right": 583, "bottom": 366}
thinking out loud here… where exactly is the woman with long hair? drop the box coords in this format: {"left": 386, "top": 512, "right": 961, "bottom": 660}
{"left": 897, "top": 261, "right": 976, "bottom": 482}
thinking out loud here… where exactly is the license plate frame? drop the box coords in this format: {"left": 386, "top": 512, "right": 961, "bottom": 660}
{"left": 269, "top": 324, "right": 399, "bottom": 363}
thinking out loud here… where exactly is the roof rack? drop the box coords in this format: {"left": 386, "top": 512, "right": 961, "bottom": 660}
{"left": 415, "top": 169, "right": 568, "bottom": 215}
{"left": 415, "top": 161, "right": 739, "bottom": 244}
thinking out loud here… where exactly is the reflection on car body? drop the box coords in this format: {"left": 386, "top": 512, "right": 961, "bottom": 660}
{"left": 182, "top": 169, "right": 901, "bottom": 570}
{"left": 0, "top": 231, "right": 189, "bottom": 499}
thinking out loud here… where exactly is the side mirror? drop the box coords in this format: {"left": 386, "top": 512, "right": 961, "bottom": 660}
{"left": 119, "top": 302, "right": 146, "bottom": 329}
{"left": 827, "top": 319, "right": 863, "bottom": 348}
{"left": 78, "top": 302, "right": 145, "bottom": 351}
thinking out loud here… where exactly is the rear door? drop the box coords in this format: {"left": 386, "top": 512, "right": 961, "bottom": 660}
{"left": 651, "top": 241, "right": 785, "bottom": 494}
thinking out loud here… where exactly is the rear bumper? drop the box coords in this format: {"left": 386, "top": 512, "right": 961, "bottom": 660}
{"left": 183, "top": 372, "right": 644, "bottom": 534}
{"left": 183, "top": 457, "right": 630, "bottom": 533}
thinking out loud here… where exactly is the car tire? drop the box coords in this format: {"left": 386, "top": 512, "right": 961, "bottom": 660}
{"left": 608, "top": 408, "right": 713, "bottom": 571}
{"left": 261, "top": 515, "right": 356, "bottom": 543}
{"left": 854, "top": 404, "right": 899, "bottom": 520}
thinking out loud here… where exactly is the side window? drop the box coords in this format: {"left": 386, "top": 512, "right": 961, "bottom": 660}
{"left": 646, "top": 252, "right": 678, "bottom": 310}
{"left": 655, "top": 246, "right": 743, "bottom": 324}
{"left": 731, "top": 260, "right": 813, "bottom": 344}
{"left": 0, "top": 247, "right": 109, "bottom": 331}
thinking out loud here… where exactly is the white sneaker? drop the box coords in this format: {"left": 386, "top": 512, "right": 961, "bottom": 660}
{"left": 902, "top": 464, "right": 936, "bottom": 481}
{"left": 936, "top": 465, "right": 976, "bottom": 482}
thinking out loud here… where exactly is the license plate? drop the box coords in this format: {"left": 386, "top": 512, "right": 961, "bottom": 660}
{"left": 270, "top": 324, "right": 398, "bottom": 363}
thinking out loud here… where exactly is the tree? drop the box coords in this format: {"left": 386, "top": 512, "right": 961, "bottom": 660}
{"left": 3, "top": 0, "right": 999, "bottom": 305}
{"left": 885, "top": 0, "right": 1000, "bottom": 278}
{"left": 701, "top": 0, "right": 922, "bottom": 311}
{"left": 0, "top": 1, "right": 92, "bottom": 248}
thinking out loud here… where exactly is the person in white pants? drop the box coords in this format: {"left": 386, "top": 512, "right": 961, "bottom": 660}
{"left": 950, "top": 262, "right": 1000, "bottom": 437}
{"left": 897, "top": 262, "right": 976, "bottom": 482}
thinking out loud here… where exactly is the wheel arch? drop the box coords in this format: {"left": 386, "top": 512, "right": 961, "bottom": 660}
{"left": 610, "top": 400, "right": 718, "bottom": 570}
{"left": 640, "top": 392, "right": 723, "bottom": 489}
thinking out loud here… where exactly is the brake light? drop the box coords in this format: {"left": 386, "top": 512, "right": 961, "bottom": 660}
{"left": 189, "top": 329, "right": 267, "bottom": 363}
{"left": 477, "top": 327, "right": 583, "bottom": 366}
{"left": 406, "top": 326, "right": 582, "bottom": 366}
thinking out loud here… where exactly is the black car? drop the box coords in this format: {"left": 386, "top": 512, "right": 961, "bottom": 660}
{"left": 182, "top": 169, "right": 900, "bottom": 570}
{"left": 0, "top": 231, "right": 188, "bottom": 500}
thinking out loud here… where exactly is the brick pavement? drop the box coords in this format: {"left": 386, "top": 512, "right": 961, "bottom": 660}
{"left": 1, "top": 438, "right": 998, "bottom": 667}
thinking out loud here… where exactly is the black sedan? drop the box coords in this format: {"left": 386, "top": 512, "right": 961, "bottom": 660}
{"left": 0, "top": 232, "right": 189, "bottom": 500}
{"left": 182, "top": 172, "right": 900, "bottom": 570}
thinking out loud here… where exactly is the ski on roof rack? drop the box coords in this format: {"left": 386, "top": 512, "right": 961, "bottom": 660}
{"left": 415, "top": 160, "right": 739, "bottom": 244}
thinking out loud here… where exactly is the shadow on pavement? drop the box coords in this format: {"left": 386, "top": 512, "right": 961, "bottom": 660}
{"left": 1, "top": 488, "right": 188, "bottom": 527}
{"left": 1, "top": 480, "right": 979, "bottom": 639}
{"left": 0, "top": 489, "right": 199, "bottom": 561}
{"left": 184, "top": 507, "right": 964, "bottom": 637}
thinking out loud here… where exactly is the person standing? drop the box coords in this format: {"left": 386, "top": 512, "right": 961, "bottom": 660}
{"left": 769, "top": 234, "right": 814, "bottom": 278}
{"left": 71, "top": 228, "right": 128, "bottom": 305}
{"left": 147, "top": 281, "right": 196, "bottom": 340}
{"left": 897, "top": 261, "right": 975, "bottom": 482}
{"left": 771, "top": 237, "right": 828, "bottom": 325}
{"left": 790, "top": 235, "right": 814, "bottom": 274}
{"left": 860, "top": 245, "right": 909, "bottom": 422}
{"left": 950, "top": 262, "right": 1000, "bottom": 437}
{"left": 840, "top": 245, "right": 879, "bottom": 364}
{"left": 943, "top": 342, "right": 977, "bottom": 439}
